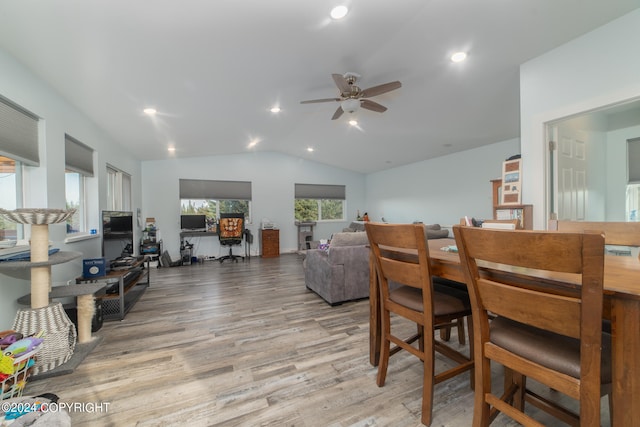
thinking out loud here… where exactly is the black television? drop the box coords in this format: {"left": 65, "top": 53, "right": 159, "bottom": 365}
{"left": 180, "top": 214, "right": 206, "bottom": 231}
{"left": 103, "top": 211, "right": 133, "bottom": 235}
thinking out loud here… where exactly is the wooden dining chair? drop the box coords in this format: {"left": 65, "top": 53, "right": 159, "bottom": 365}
{"left": 453, "top": 225, "right": 611, "bottom": 427}
{"left": 365, "top": 222, "right": 474, "bottom": 426}
{"left": 549, "top": 219, "right": 640, "bottom": 335}
{"left": 549, "top": 219, "right": 640, "bottom": 252}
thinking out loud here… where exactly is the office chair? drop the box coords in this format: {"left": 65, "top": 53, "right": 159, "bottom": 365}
{"left": 218, "top": 213, "right": 245, "bottom": 263}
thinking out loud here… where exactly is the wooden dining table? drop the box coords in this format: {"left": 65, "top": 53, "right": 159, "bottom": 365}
{"left": 368, "top": 237, "right": 640, "bottom": 427}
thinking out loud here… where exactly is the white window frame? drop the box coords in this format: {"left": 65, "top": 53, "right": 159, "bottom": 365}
{"left": 65, "top": 170, "right": 87, "bottom": 235}
{"left": 107, "top": 165, "right": 131, "bottom": 211}
{"left": 0, "top": 156, "right": 24, "bottom": 240}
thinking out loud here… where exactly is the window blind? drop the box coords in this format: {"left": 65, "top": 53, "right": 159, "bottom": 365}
{"left": 628, "top": 138, "right": 640, "bottom": 184}
{"left": 295, "top": 183, "right": 345, "bottom": 199}
{"left": 65, "top": 134, "right": 94, "bottom": 176}
{"left": 179, "top": 179, "right": 252, "bottom": 200}
{"left": 0, "top": 95, "right": 39, "bottom": 166}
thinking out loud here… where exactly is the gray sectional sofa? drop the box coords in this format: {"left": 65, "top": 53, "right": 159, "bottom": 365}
{"left": 304, "top": 231, "right": 370, "bottom": 305}
{"left": 303, "top": 223, "right": 451, "bottom": 305}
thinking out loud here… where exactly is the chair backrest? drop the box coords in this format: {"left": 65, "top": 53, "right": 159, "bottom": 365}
{"left": 365, "top": 222, "right": 434, "bottom": 321}
{"left": 548, "top": 219, "right": 640, "bottom": 247}
{"left": 454, "top": 225, "right": 604, "bottom": 337}
{"left": 218, "top": 213, "right": 244, "bottom": 244}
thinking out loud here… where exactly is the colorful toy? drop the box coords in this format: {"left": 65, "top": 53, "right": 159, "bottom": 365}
{"left": 3, "top": 336, "right": 43, "bottom": 359}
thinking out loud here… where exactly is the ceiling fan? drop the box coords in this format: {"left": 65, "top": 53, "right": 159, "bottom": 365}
{"left": 301, "top": 72, "right": 402, "bottom": 120}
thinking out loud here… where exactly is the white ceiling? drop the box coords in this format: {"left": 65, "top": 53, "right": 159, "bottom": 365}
{"left": 0, "top": 1, "right": 638, "bottom": 174}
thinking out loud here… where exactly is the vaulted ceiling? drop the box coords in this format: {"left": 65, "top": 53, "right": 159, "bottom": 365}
{"left": 0, "top": 1, "right": 638, "bottom": 173}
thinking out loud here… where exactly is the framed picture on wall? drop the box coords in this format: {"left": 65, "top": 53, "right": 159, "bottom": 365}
{"left": 501, "top": 158, "right": 522, "bottom": 205}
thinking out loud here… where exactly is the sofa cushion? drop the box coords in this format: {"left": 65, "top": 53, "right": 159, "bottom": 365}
{"left": 426, "top": 228, "right": 450, "bottom": 239}
{"left": 330, "top": 232, "right": 369, "bottom": 247}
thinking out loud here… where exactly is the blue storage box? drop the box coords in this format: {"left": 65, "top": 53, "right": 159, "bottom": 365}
{"left": 83, "top": 258, "right": 106, "bottom": 278}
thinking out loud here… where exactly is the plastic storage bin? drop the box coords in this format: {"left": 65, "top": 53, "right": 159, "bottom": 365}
{"left": 1, "top": 344, "right": 41, "bottom": 400}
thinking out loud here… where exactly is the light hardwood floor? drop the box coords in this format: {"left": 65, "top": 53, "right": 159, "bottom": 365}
{"left": 24, "top": 254, "right": 608, "bottom": 426}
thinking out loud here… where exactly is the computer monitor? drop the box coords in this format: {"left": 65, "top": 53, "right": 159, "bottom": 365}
{"left": 180, "top": 214, "right": 207, "bottom": 231}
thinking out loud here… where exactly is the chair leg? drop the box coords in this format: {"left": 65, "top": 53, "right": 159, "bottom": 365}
{"left": 376, "top": 309, "right": 391, "bottom": 387}
{"left": 420, "top": 336, "right": 435, "bottom": 426}
{"left": 457, "top": 318, "right": 466, "bottom": 345}
{"left": 473, "top": 356, "right": 493, "bottom": 427}
{"left": 466, "top": 315, "right": 474, "bottom": 390}
{"left": 440, "top": 326, "right": 452, "bottom": 342}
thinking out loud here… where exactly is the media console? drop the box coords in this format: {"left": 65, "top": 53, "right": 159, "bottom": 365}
{"left": 76, "top": 256, "right": 150, "bottom": 321}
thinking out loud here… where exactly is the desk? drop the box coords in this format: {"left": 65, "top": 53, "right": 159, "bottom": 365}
{"left": 369, "top": 238, "right": 640, "bottom": 427}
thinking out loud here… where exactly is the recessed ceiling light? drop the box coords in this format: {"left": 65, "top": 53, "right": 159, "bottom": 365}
{"left": 143, "top": 108, "right": 157, "bottom": 116}
{"left": 330, "top": 5, "right": 348, "bottom": 20}
{"left": 307, "top": 147, "right": 314, "bottom": 152}
{"left": 248, "top": 138, "right": 260, "bottom": 148}
{"left": 270, "top": 106, "right": 281, "bottom": 113}
{"left": 348, "top": 119, "right": 358, "bottom": 126}
{"left": 167, "top": 146, "right": 175, "bottom": 152}
{"left": 451, "top": 52, "right": 467, "bottom": 63}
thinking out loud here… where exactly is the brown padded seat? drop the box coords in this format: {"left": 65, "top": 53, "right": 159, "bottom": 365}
{"left": 389, "top": 285, "right": 470, "bottom": 315}
{"left": 490, "top": 317, "right": 612, "bottom": 382}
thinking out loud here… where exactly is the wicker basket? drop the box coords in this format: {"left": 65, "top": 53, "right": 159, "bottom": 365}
{"left": 13, "top": 303, "right": 76, "bottom": 375}
{"left": 0, "top": 344, "right": 41, "bottom": 400}
{"left": 0, "top": 208, "right": 76, "bottom": 225}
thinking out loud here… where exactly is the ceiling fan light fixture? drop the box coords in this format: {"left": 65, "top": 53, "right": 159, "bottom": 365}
{"left": 451, "top": 51, "right": 467, "bottom": 63}
{"left": 341, "top": 98, "right": 360, "bottom": 113}
{"left": 330, "top": 5, "right": 349, "bottom": 20}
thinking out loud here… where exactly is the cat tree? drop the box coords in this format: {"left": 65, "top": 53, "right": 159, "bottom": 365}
{"left": 0, "top": 208, "right": 80, "bottom": 374}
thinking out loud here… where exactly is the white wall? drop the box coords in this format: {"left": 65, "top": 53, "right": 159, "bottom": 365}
{"left": 520, "top": 9, "right": 640, "bottom": 229}
{"left": 0, "top": 49, "right": 143, "bottom": 328}
{"left": 365, "top": 139, "right": 520, "bottom": 228}
{"left": 141, "top": 152, "right": 366, "bottom": 258}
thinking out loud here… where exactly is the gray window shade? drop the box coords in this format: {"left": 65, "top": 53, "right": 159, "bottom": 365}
{"left": 179, "top": 179, "right": 252, "bottom": 200}
{"left": 0, "top": 95, "right": 39, "bottom": 166}
{"left": 628, "top": 138, "right": 640, "bottom": 184}
{"left": 65, "top": 134, "right": 94, "bottom": 176}
{"left": 295, "top": 183, "right": 345, "bottom": 199}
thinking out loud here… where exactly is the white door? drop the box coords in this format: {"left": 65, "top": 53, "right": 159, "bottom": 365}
{"left": 550, "top": 124, "right": 588, "bottom": 221}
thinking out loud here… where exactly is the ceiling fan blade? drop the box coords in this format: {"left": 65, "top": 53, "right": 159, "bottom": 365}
{"left": 300, "top": 98, "right": 341, "bottom": 104}
{"left": 361, "top": 99, "right": 387, "bottom": 113}
{"left": 332, "top": 73, "right": 350, "bottom": 94}
{"left": 331, "top": 106, "right": 344, "bottom": 120}
{"left": 361, "top": 81, "right": 402, "bottom": 98}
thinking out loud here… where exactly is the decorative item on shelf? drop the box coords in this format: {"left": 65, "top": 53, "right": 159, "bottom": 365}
{"left": 362, "top": 212, "right": 369, "bottom": 222}
{"left": 500, "top": 157, "right": 522, "bottom": 205}
{"left": 0, "top": 208, "right": 78, "bottom": 375}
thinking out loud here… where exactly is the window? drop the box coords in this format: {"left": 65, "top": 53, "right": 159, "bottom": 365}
{"left": 0, "top": 156, "right": 22, "bottom": 240}
{"left": 179, "top": 179, "right": 252, "bottom": 226}
{"left": 107, "top": 165, "right": 131, "bottom": 211}
{"left": 294, "top": 183, "right": 346, "bottom": 221}
{"left": 65, "top": 171, "right": 85, "bottom": 233}
{"left": 0, "top": 96, "right": 37, "bottom": 241}
{"left": 65, "top": 135, "right": 94, "bottom": 235}
{"left": 180, "top": 199, "right": 250, "bottom": 229}
{"left": 626, "top": 138, "right": 640, "bottom": 221}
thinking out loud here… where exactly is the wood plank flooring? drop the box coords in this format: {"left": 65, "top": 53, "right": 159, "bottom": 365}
{"left": 23, "top": 254, "right": 609, "bottom": 426}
